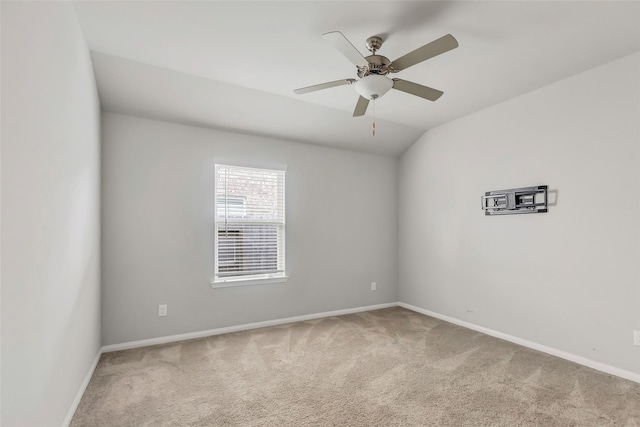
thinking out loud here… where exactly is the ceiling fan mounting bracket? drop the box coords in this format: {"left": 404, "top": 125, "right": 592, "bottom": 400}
{"left": 365, "top": 36, "right": 384, "bottom": 54}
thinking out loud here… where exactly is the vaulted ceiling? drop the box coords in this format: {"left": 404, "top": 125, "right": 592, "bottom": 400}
{"left": 73, "top": 1, "right": 640, "bottom": 156}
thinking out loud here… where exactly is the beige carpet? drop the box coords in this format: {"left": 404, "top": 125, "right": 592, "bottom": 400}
{"left": 71, "top": 307, "right": 640, "bottom": 426}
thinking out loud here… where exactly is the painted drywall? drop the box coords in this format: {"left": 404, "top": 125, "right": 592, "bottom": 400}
{"left": 101, "top": 113, "right": 397, "bottom": 345}
{"left": 1, "top": 2, "right": 101, "bottom": 426}
{"left": 398, "top": 52, "right": 640, "bottom": 374}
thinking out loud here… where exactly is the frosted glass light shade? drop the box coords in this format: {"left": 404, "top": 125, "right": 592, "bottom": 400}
{"left": 354, "top": 74, "right": 393, "bottom": 100}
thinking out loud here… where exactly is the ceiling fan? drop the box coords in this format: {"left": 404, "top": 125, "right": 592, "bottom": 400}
{"left": 294, "top": 32, "right": 458, "bottom": 117}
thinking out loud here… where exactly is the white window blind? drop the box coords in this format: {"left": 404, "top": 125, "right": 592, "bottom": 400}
{"left": 214, "top": 164, "right": 285, "bottom": 283}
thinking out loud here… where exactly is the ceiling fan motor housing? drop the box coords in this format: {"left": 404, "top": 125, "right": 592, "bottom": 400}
{"left": 357, "top": 55, "right": 392, "bottom": 78}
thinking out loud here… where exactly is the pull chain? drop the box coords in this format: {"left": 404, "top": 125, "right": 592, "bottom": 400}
{"left": 372, "top": 98, "right": 376, "bottom": 137}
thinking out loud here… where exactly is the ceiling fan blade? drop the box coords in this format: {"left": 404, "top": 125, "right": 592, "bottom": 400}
{"left": 294, "top": 78, "right": 355, "bottom": 95}
{"left": 322, "top": 31, "right": 369, "bottom": 68}
{"left": 353, "top": 96, "right": 370, "bottom": 117}
{"left": 390, "top": 34, "right": 458, "bottom": 72}
{"left": 392, "top": 79, "right": 444, "bottom": 101}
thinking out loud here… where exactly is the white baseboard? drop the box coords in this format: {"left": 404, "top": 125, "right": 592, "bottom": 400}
{"left": 398, "top": 302, "right": 640, "bottom": 384}
{"left": 102, "top": 302, "right": 398, "bottom": 353}
{"left": 62, "top": 348, "right": 103, "bottom": 427}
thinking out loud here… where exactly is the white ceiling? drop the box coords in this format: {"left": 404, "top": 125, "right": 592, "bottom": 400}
{"left": 73, "top": 1, "right": 640, "bottom": 156}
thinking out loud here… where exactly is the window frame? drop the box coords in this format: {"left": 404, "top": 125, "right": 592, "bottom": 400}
{"left": 211, "top": 163, "right": 288, "bottom": 288}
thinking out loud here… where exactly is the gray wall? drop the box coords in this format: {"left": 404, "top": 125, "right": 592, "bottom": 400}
{"left": 1, "top": 2, "right": 102, "bottom": 426}
{"left": 398, "top": 53, "right": 640, "bottom": 374}
{"left": 101, "top": 113, "right": 398, "bottom": 345}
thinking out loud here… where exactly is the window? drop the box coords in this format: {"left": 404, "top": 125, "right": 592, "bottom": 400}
{"left": 214, "top": 164, "right": 286, "bottom": 286}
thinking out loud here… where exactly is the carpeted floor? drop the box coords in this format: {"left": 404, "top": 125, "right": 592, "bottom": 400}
{"left": 71, "top": 307, "right": 640, "bottom": 426}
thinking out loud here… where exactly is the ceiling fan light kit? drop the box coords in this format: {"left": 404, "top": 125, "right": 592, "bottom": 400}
{"left": 294, "top": 31, "right": 458, "bottom": 117}
{"left": 354, "top": 74, "right": 393, "bottom": 100}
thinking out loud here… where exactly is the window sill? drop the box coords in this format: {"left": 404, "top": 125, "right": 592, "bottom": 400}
{"left": 210, "top": 275, "right": 289, "bottom": 289}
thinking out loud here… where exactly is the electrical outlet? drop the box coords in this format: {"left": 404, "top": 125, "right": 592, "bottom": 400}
{"left": 158, "top": 304, "right": 168, "bottom": 317}
{"left": 371, "top": 282, "right": 377, "bottom": 291}
{"left": 634, "top": 331, "right": 640, "bottom": 346}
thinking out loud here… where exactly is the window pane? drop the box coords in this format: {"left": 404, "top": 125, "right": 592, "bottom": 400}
{"left": 215, "top": 164, "right": 285, "bottom": 281}
{"left": 217, "top": 225, "right": 279, "bottom": 276}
